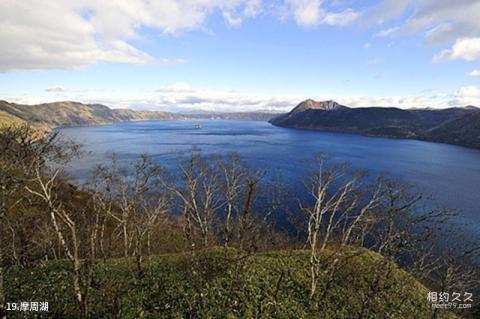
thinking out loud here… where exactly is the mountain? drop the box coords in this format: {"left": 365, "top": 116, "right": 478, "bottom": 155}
{"left": 290, "top": 99, "right": 348, "bottom": 114}
{"left": 423, "top": 111, "right": 480, "bottom": 149}
{"left": 0, "top": 100, "right": 279, "bottom": 130}
{"left": 0, "top": 100, "right": 181, "bottom": 130}
{"left": 0, "top": 109, "right": 24, "bottom": 126}
{"left": 186, "top": 111, "right": 281, "bottom": 121}
{"left": 270, "top": 99, "right": 480, "bottom": 149}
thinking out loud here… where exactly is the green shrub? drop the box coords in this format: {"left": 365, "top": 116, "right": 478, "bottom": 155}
{"left": 5, "top": 249, "right": 456, "bottom": 318}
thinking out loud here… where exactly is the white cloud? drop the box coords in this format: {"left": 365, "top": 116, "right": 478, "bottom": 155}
{"left": 425, "top": 23, "right": 458, "bottom": 45}
{"left": 154, "top": 82, "right": 302, "bottom": 111}
{"left": 455, "top": 85, "right": 480, "bottom": 97}
{"left": 223, "top": 11, "right": 244, "bottom": 27}
{"left": 370, "top": 1, "right": 480, "bottom": 41}
{"left": 433, "top": 37, "right": 480, "bottom": 63}
{"left": 467, "top": 70, "right": 480, "bottom": 77}
{"left": 45, "top": 86, "right": 66, "bottom": 93}
{"left": 285, "top": 0, "right": 359, "bottom": 27}
{"left": 374, "top": 26, "right": 399, "bottom": 38}
{"left": 0, "top": 0, "right": 261, "bottom": 71}
{"left": 243, "top": 0, "right": 262, "bottom": 17}
{"left": 222, "top": 0, "right": 263, "bottom": 26}
{"left": 156, "top": 82, "right": 196, "bottom": 93}
{"left": 449, "top": 85, "right": 480, "bottom": 106}
{"left": 6, "top": 82, "right": 478, "bottom": 112}
{"left": 287, "top": 0, "right": 322, "bottom": 27}
{"left": 124, "top": 84, "right": 478, "bottom": 109}
{"left": 152, "top": 83, "right": 448, "bottom": 112}
{"left": 321, "top": 9, "right": 360, "bottom": 26}
{"left": 0, "top": 0, "right": 364, "bottom": 71}
{"left": 369, "top": 1, "right": 480, "bottom": 61}
{"left": 367, "top": 0, "right": 409, "bottom": 26}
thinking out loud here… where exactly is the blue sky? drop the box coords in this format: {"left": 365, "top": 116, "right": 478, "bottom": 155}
{"left": 1, "top": 0, "right": 480, "bottom": 111}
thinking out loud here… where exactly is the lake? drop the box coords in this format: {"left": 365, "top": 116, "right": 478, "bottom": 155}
{"left": 58, "top": 120, "right": 480, "bottom": 241}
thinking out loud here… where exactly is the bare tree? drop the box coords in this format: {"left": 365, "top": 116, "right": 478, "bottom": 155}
{"left": 1, "top": 125, "right": 97, "bottom": 319}
{"left": 2, "top": 126, "right": 477, "bottom": 318}
{"left": 0, "top": 125, "right": 77, "bottom": 318}
{"left": 26, "top": 166, "right": 96, "bottom": 319}
{"left": 215, "top": 153, "right": 246, "bottom": 248}
{"left": 215, "top": 153, "right": 281, "bottom": 252}
{"left": 170, "top": 152, "right": 224, "bottom": 248}
{"left": 301, "top": 156, "right": 358, "bottom": 297}
{"left": 236, "top": 176, "right": 260, "bottom": 252}
{"left": 89, "top": 154, "right": 170, "bottom": 279}
{"left": 300, "top": 155, "right": 387, "bottom": 298}
{"left": 353, "top": 179, "right": 463, "bottom": 318}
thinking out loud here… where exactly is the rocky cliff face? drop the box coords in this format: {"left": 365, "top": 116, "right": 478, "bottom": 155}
{"left": 294, "top": 99, "right": 346, "bottom": 111}
{"left": 272, "top": 99, "right": 348, "bottom": 125}
{"left": 289, "top": 99, "right": 347, "bottom": 115}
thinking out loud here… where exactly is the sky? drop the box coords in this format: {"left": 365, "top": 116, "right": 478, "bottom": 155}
{"left": 1, "top": 0, "right": 480, "bottom": 112}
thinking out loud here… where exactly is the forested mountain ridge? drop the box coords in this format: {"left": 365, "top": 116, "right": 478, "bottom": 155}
{"left": 270, "top": 99, "right": 480, "bottom": 149}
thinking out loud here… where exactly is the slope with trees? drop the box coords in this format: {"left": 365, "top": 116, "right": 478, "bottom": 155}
{"left": 0, "top": 124, "right": 478, "bottom": 318}
{"left": 270, "top": 100, "right": 480, "bottom": 149}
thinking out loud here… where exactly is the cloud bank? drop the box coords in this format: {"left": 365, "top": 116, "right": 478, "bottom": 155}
{"left": 369, "top": 0, "right": 480, "bottom": 62}
{"left": 8, "top": 82, "right": 477, "bottom": 112}
{"left": 0, "top": 0, "right": 360, "bottom": 72}
{"left": 2, "top": 0, "right": 479, "bottom": 71}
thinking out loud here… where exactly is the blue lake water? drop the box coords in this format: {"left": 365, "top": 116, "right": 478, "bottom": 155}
{"left": 58, "top": 120, "right": 480, "bottom": 241}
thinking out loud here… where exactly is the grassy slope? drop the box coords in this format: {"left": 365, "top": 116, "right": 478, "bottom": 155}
{"left": 5, "top": 249, "right": 455, "bottom": 319}
{"left": 0, "top": 110, "right": 24, "bottom": 127}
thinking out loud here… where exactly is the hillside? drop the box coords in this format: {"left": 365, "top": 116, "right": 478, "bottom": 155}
{"left": 0, "top": 100, "right": 180, "bottom": 130}
{"left": 5, "top": 249, "right": 453, "bottom": 319}
{"left": 0, "top": 100, "right": 279, "bottom": 131}
{"left": 0, "top": 110, "right": 24, "bottom": 127}
{"left": 187, "top": 111, "right": 281, "bottom": 121}
{"left": 423, "top": 111, "right": 480, "bottom": 149}
{"left": 270, "top": 100, "right": 480, "bottom": 149}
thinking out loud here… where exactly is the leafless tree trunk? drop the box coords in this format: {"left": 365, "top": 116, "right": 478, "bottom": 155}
{"left": 301, "top": 156, "right": 385, "bottom": 298}
{"left": 302, "top": 157, "right": 352, "bottom": 297}
{"left": 216, "top": 153, "right": 245, "bottom": 248}
{"left": 238, "top": 177, "right": 257, "bottom": 252}
{"left": 26, "top": 167, "right": 95, "bottom": 319}
{"left": 90, "top": 154, "right": 170, "bottom": 279}
{"left": 170, "top": 152, "right": 223, "bottom": 248}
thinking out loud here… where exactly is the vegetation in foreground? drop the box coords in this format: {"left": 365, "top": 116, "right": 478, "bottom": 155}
{"left": 6, "top": 249, "right": 447, "bottom": 319}
{"left": 0, "top": 124, "right": 478, "bottom": 318}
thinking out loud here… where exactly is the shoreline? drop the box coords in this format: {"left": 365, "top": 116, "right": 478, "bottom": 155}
{"left": 270, "top": 122, "right": 480, "bottom": 152}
